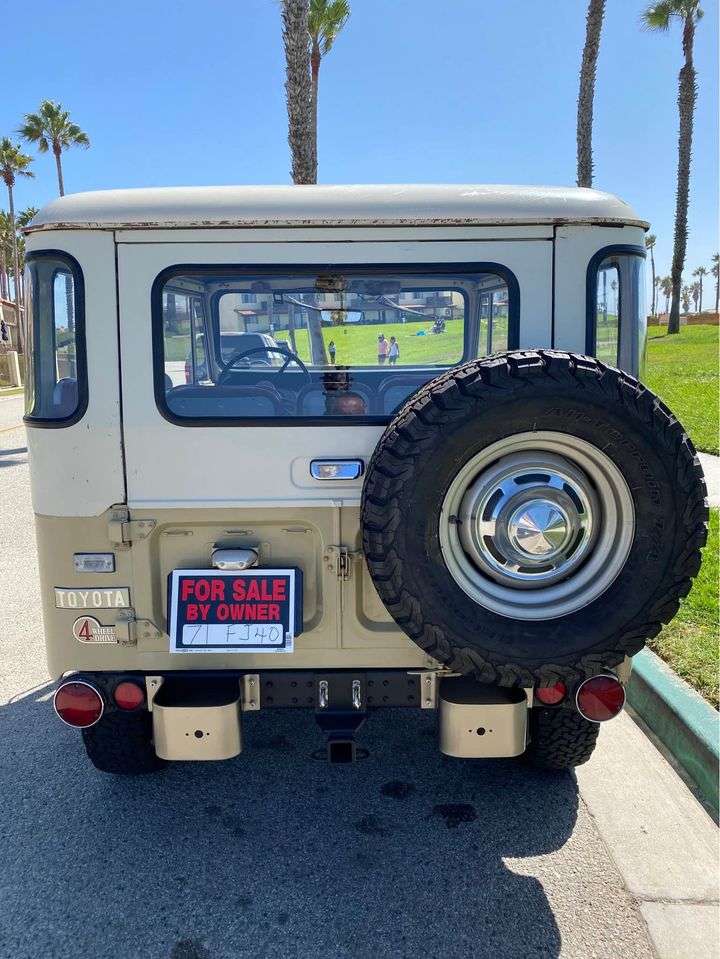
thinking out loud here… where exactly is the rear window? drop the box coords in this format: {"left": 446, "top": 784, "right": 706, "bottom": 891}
{"left": 24, "top": 252, "right": 86, "bottom": 425}
{"left": 154, "top": 265, "right": 517, "bottom": 423}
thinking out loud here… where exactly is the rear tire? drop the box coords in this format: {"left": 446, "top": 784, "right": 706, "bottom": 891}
{"left": 82, "top": 711, "right": 165, "bottom": 775}
{"left": 525, "top": 707, "right": 599, "bottom": 770}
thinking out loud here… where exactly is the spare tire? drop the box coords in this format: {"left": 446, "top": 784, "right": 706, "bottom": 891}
{"left": 361, "top": 350, "right": 708, "bottom": 688}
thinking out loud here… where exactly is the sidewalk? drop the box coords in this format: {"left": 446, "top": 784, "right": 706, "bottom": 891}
{"left": 698, "top": 452, "right": 720, "bottom": 508}
{"left": 577, "top": 713, "right": 719, "bottom": 959}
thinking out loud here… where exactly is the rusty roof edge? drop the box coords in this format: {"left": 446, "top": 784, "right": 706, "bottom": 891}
{"left": 25, "top": 214, "right": 650, "bottom": 234}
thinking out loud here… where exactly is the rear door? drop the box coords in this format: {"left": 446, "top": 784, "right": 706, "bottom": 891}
{"left": 116, "top": 232, "right": 552, "bottom": 651}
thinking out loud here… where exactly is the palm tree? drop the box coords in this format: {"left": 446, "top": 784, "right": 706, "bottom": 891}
{"left": 14, "top": 208, "right": 38, "bottom": 305}
{"left": 18, "top": 100, "right": 89, "bottom": 196}
{"left": 308, "top": 0, "right": 350, "bottom": 179}
{"left": 0, "top": 139, "right": 34, "bottom": 320}
{"left": 711, "top": 254, "right": 719, "bottom": 314}
{"left": 690, "top": 281, "right": 700, "bottom": 312}
{"left": 576, "top": 0, "right": 606, "bottom": 187}
{"left": 643, "top": 2, "right": 704, "bottom": 334}
{"left": 0, "top": 210, "right": 13, "bottom": 300}
{"left": 281, "top": 0, "right": 315, "bottom": 185}
{"left": 692, "top": 265, "right": 707, "bottom": 312}
{"left": 654, "top": 274, "right": 663, "bottom": 315}
{"left": 681, "top": 285, "right": 691, "bottom": 313}
{"left": 661, "top": 275, "right": 673, "bottom": 315}
{"left": 645, "top": 234, "right": 657, "bottom": 313}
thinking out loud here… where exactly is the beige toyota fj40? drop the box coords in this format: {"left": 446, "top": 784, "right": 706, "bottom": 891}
{"left": 23, "top": 184, "right": 707, "bottom": 773}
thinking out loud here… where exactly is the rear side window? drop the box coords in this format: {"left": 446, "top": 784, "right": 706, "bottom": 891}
{"left": 24, "top": 252, "right": 86, "bottom": 425}
{"left": 587, "top": 248, "right": 646, "bottom": 373}
{"left": 594, "top": 261, "right": 620, "bottom": 365}
{"left": 154, "top": 264, "right": 518, "bottom": 424}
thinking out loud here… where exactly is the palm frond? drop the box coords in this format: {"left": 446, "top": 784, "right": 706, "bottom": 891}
{"left": 0, "top": 138, "right": 35, "bottom": 185}
{"left": 642, "top": 2, "right": 673, "bottom": 29}
{"left": 643, "top": 0, "right": 703, "bottom": 29}
{"left": 19, "top": 99, "right": 90, "bottom": 153}
{"left": 309, "top": 0, "right": 350, "bottom": 54}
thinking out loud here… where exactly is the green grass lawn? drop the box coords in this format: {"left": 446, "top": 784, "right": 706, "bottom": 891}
{"left": 290, "top": 318, "right": 465, "bottom": 366}
{"left": 644, "top": 326, "right": 718, "bottom": 706}
{"left": 645, "top": 325, "right": 719, "bottom": 455}
{"left": 649, "top": 510, "right": 719, "bottom": 707}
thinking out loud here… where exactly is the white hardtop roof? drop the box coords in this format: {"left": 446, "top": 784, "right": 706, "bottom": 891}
{"left": 27, "top": 183, "right": 648, "bottom": 232}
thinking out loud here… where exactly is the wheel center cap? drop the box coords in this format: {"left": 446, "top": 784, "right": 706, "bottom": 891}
{"left": 507, "top": 500, "right": 571, "bottom": 557}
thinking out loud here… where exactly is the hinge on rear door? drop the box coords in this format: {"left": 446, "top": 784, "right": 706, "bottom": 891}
{"left": 325, "top": 545, "right": 360, "bottom": 581}
{"left": 107, "top": 505, "right": 156, "bottom": 549}
{"left": 114, "top": 609, "right": 162, "bottom": 647}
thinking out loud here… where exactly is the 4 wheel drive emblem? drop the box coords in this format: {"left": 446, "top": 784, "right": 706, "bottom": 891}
{"left": 72, "top": 616, "right": 118, "bottom": 644}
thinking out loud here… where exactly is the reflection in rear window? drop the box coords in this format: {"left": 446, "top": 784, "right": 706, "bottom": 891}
{"left": 155, "top": 265, "right": 515, "bottom": 422}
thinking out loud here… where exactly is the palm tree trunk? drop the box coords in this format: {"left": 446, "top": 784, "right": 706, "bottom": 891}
{"left": 51, "top": 149, "right": 75, "bottom": 332}
{"left": 7, "top": 185, "right": 20, "bottom": 310}
{"left": 698, "top": 276, "right": 703, "bottom": 312}
{"left": 54, "top": 148, "right": 65, "bottom": 196}
{"left": 715, "top": 276, "right": 719, "bottom": 314}
{"left": 6, "top": 184, "right": 25, "bottom": 354}
{"left": 649, "top": 247, "right": 656, "bottom": 315}
{"left": 668, "top": 18, "right": 697, "bottom": 335}
{"left": 282, "top": 0, "right": 316, "bottom": 185}
{"left": 576, "top": 0, "right": 606, "bottom": 188}
{"left": 310, "top": 42, "right": 321, "bottom": 182}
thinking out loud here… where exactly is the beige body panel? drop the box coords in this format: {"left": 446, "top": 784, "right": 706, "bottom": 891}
{"left": 36, "top": 506, "right": 434, "bottom": 679}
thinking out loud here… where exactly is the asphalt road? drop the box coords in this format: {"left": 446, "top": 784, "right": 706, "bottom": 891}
{"left": 0, "top": 412, "right": 713, "bottom": 959}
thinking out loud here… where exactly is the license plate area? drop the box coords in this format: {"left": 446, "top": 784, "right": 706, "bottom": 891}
{"left": 169, "top": 569, "right": 302, "bottom": 654}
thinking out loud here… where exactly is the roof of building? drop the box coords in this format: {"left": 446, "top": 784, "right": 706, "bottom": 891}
{"left": 27, "top": 183, "right": 648, "bottom": 232}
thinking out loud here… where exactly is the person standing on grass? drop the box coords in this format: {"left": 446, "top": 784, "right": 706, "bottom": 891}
{"left": 377, "top": 333, "right": 389, "bottom": 364}
{"left": 388, "top": 336, "right": 399, "bottom": 366}
{"left": 328, "top": 340, "right": 336, "bottom": 364}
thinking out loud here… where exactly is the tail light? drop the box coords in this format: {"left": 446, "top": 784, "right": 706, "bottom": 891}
{"left": 535, "top": 681, "right": 567, "bottom": 705}
{"left": 185, "top": 360, "right": 191, "bottom": 383}
{"left": 54, "top": 681, "right": 104, "bottom": 728}
{"left": 576, "top": 675, "right": 625, "bottom": 722}
{"left": 113, "top": 681, "right": 145, "bottom": 711}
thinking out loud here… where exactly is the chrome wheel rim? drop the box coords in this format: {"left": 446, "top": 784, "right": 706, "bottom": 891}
{"left": 439, "top": 432, "right": 635, "bottom": 620}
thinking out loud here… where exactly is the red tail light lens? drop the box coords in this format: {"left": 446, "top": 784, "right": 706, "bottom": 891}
{"left": 535, "top": 681, "right": 567, "bottom": 705}
{"left": 54, "top": 681, "right": 104, "bottom": 728}
{"left": 576, "top": 675, "right": 625, "bottom": 722}
{"left": 113, "top": 681, "right": 145, "bottom": 711}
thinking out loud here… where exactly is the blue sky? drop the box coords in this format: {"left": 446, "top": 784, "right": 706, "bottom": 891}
{"left": 4, "top": 0, "right": 718, "bottom": 284}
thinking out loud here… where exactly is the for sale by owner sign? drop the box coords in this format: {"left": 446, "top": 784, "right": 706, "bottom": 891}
{"left": 168, "top": 568, "right": 302, "bottom": 654}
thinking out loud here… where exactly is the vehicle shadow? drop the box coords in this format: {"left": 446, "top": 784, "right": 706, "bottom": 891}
{"left": 0, "top": 445, "right": 28, "bottom": 469}
{"left": 0, "top": 687, "right": 578, "bottom": 959}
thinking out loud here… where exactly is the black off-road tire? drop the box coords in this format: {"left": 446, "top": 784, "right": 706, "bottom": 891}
{"left": 82, "top": 711, "right": 165, "bottom": 775}
{"left": 525, "top": 708, "right": 600, "bottom": 770}
{"left": 361, "top": 350, "right": 708, "bottom": 688}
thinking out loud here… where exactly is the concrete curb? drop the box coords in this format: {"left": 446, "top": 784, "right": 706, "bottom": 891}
{"left": 627, "top": 649, "right": 719, "bottom": 818}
